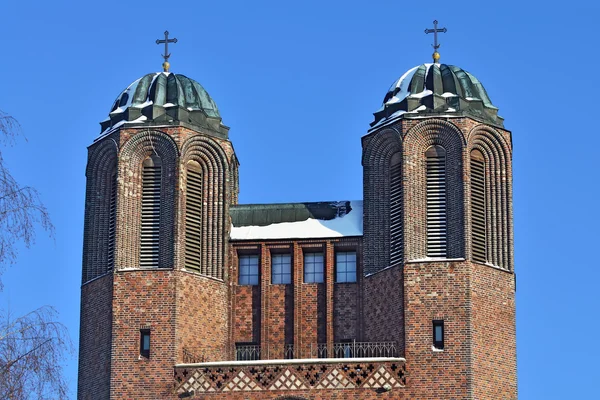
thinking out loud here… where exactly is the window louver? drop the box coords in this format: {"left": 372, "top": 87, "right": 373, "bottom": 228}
{"left": 390, "top": 156, "right": 403, "bottom": 266}
{"left": 185, "top": 163, "right": 202, "bottom": 272}
{"left": 107, "top": 172, "right": 117, "bottom": 270}
{"left": 140, "top": 156, "right": 161, "bottom": 268}
{"left": 471, "top": 151, "right": 486, "bottom": 263}
{"left": 426, "top": 146, "right": 447, "bottom": 257}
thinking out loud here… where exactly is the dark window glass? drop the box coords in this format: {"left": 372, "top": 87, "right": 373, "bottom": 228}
{"left": 140, "top": 329, "right": 151, "bottom": 358}
{"left": 433, "top": 320, "right": 444, "bottom": 350}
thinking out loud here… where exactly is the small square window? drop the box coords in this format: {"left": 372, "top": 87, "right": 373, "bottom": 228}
{"left": 336, "top": 251, "right": 357, "bottom": 283}
{"left": 239, "top": 255, "right": 259, "bottom": 285}
{"left": 272, "top": 254, "right": 292, "bottom": 284}
{"left": 304, "top": 252, "right": 324, "bottom": 283}
{"left": 433, "top": 320, "right": 444, "bottom": 350}
{"left": 140, "top": 329, "right": 151, "bottom": 358}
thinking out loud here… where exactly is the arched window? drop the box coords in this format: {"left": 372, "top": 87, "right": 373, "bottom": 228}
{"left": 140, "top": 155, "right": 161, "bottom": 268}
{"left": 426, "top": 145, "right": 447, "bottom": 257}
{"left": 185, "top": 161, "right": 202, "bottom": 272}
{"left": 471, "top": 149, "right": 487, "bottom": 263}
{"left": 107, "top": 171, "right": 117, "bottom": 270}
{"left": 390, "top": 152, "right": 403, "bottom": 266}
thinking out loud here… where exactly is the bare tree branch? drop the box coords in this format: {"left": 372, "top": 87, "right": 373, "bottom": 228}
{"left": 0, "top": 110, "right": 67, "bottom": 399}
{"left": 0, "top": 110, "right": 55, "bottom": 287}
{"left": 0, "top": 307, "right": 73, "bottom": 400}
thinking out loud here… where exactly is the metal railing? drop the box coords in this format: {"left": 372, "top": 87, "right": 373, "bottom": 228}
{"left": 311, "top": 341, "right": 398, "bottom": 359}
{"left": 182, "top": 341, "right": 398, "bottom": 363}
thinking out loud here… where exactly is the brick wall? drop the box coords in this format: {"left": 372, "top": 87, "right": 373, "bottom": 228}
{"left": 363, "top": 266, "right": 404, "bottom": 347}
{"left": 471, "top": 263, "right": 517, "bottom": 399}
{"left": 175, "top": 271, "right": 229, "bottom": 362}
{"left": 109, "top": 270, "right": 177, "bottom": 399}
{"left": 77, "top": 275, "right": 113, "bottom": 400}
{"left": 403, "top": 260, "right": 472, "bottom": 399}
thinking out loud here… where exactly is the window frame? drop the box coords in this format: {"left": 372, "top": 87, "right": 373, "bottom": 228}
{"left": 303, "top": 252, "right": 324, "bottom": 283}
{"left": 335, "top": 251, "right": 357, "bottom": 283}
{"left": 433, "top": 320, "right": 444, "bottom": 350}
{"left": 140, "top": 329, "right": 151, "bottom": 358}
{"left": 238, "top": 254, "right": 260, "bottom": 285}
{"left": 271, "top": 253, "right": 292, "bottom": 284}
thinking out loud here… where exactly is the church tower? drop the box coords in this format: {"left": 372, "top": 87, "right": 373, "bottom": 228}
{"left": 362, "top": 45, "right": 517, "bottom": 398}
{"left": 78, "top": 50, "right": 239, "bottom": 398}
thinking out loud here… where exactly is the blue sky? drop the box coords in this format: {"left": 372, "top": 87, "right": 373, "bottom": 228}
{"left": 0, "top": 0, "right": 598, "bottom": 398}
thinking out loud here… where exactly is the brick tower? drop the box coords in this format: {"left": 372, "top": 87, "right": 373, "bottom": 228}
{"left": 77, "top": 71, "right": 238, "bottom": 399}
{"left": 362, "top": 62, "right": 517, "bottom": 398}
{"left": 78, "top": 48, "right": 517, "bottom": 399}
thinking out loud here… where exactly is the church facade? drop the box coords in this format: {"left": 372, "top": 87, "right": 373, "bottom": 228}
{"left": 78, "top": 45, "right": 517, "bottom": 399}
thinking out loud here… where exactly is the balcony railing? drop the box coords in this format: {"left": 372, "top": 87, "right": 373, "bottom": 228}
{"left": 182, "top": 341, "right": 398, "bottom": 364}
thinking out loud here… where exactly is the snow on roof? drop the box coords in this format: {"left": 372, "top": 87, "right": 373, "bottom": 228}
{"left": 230, "top": 201, "right": 363, "bottom": 240}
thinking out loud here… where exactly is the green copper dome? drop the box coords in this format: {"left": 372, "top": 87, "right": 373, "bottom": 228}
{"left": 100, "top": 72, "right": 227, "bottom": 137}
{"left": 371, "top": 63, "right": 503, "bottom": 129}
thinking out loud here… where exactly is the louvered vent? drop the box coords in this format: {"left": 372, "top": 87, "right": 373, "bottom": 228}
{"left": 140, "top": 156, "right": 161, "bottom": 268}
{"left": 185, "top": 162, "right": 202, "bottom": 272}
{"left": 390, "top": 154, "right": 403, "bottom": 266}
{"left": 107, "top": 172, "right": 117, "bottom": 270}
{"left": 471, "top": 150, "right": 486, "bottom": 263}
{"left": 426, "top": 146, "right": 447, "bottom": 257}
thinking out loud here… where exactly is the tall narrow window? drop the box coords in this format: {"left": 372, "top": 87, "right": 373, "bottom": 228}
{"left": 185, "top": 161, "right": 202, "bottom": 272}
{"left": 426, "top": 146, "right": 447, "bottom": 257}
{"left": 433, "top": 320, "right": 444, "bottom": 350}
{"left": 471, "top": 150, "right": 487, "bottom": 263}
{"left": 140, "top": 155, "right": 161, "bottom": 268}
{"left": 107, "top": 172, "right": 117, "bottom": 270}
{"left": 140, "top": 329, "right": 151, "bottom": 358}
{"left": 390, "top": 153, "right": 403, "bottom": 266}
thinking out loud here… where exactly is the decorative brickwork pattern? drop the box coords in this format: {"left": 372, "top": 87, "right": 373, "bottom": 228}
{"left": 118, "top": 130, "right": 179, "bottom": 269}
{"left": 180, "top": 135, "right": 231, "bottom": 279}
{"left": 361, "top": 126, "right": 403, "bottom": 275}
{"left": 402, "top": 119, "right": 465, "bottom": 260}
{"left": 174, "top": 360, "right": 406, "bottom": 395}
{"left": 467, "top": 125, "right": 513, "bottom": 270}
{"left": 82, "top": 135, "right": 118, "bottom": 282}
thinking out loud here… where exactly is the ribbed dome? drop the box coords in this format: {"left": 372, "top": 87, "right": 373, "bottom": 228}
{"left": 371, "top": 63, "right": 503, "bottom": 128}
{"left": 100, "top": 72, "right": 226, "bottom": 136}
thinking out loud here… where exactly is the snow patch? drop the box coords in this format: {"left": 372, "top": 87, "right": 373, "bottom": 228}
{"left": 230, "top": 201, "right": 363, "bottom": 240}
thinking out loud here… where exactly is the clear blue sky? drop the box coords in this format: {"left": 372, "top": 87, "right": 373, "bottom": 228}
{"left": 0, "top": 0, "right": 598, "bottom": 398}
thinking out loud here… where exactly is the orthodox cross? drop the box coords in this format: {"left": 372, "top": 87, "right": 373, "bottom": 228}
{"left": 424, "top": 20, "right": 447, "bottom": 62}
{"left": 156, "top": 31, "right": 178, "bottom": 72}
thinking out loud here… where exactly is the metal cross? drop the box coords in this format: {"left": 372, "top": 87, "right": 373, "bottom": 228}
{"left": 425, "top": 20, "right": 447, "bottom": 51}
{"left": 156, "top": 31, "right": 178, "bottom": 70}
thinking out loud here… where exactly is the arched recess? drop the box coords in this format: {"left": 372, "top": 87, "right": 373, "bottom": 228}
{"left": 403, "top": 119, "right": 465, "bottom": 260}
{"left": 82, "top": 136, "right": 118, "bottom": 282}
{"left": 180, "top": 135, "right": 230, "bottom": 279}
{"left": 118, "top": 130, "right": 179, "bottom": 269}
{"left": 362, "top": 126, "right": 403, "bottom": 275}
{"left": 467, "top": 125, "right": 512, "bottom": 270}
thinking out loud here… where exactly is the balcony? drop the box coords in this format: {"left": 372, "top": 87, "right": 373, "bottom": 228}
{"left": 175, "top": 342, "right": 405, "bottom": 396}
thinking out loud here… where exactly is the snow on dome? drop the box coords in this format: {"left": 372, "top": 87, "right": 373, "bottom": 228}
{"left": 371, "top": 63, "right": 503, "bottom": 129}
{"left": 99, "top": 72, "right": 226, "bottom": 136}
{"left": 230, "top": 201, "right": 363, "bottom": 240}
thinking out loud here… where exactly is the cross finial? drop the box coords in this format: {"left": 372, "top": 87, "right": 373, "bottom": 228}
{"left": 156, "top": 31, "right": 178, "bottom": 72}
{"left": 424, "top": 20, "right": 447, "bottom": 63}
